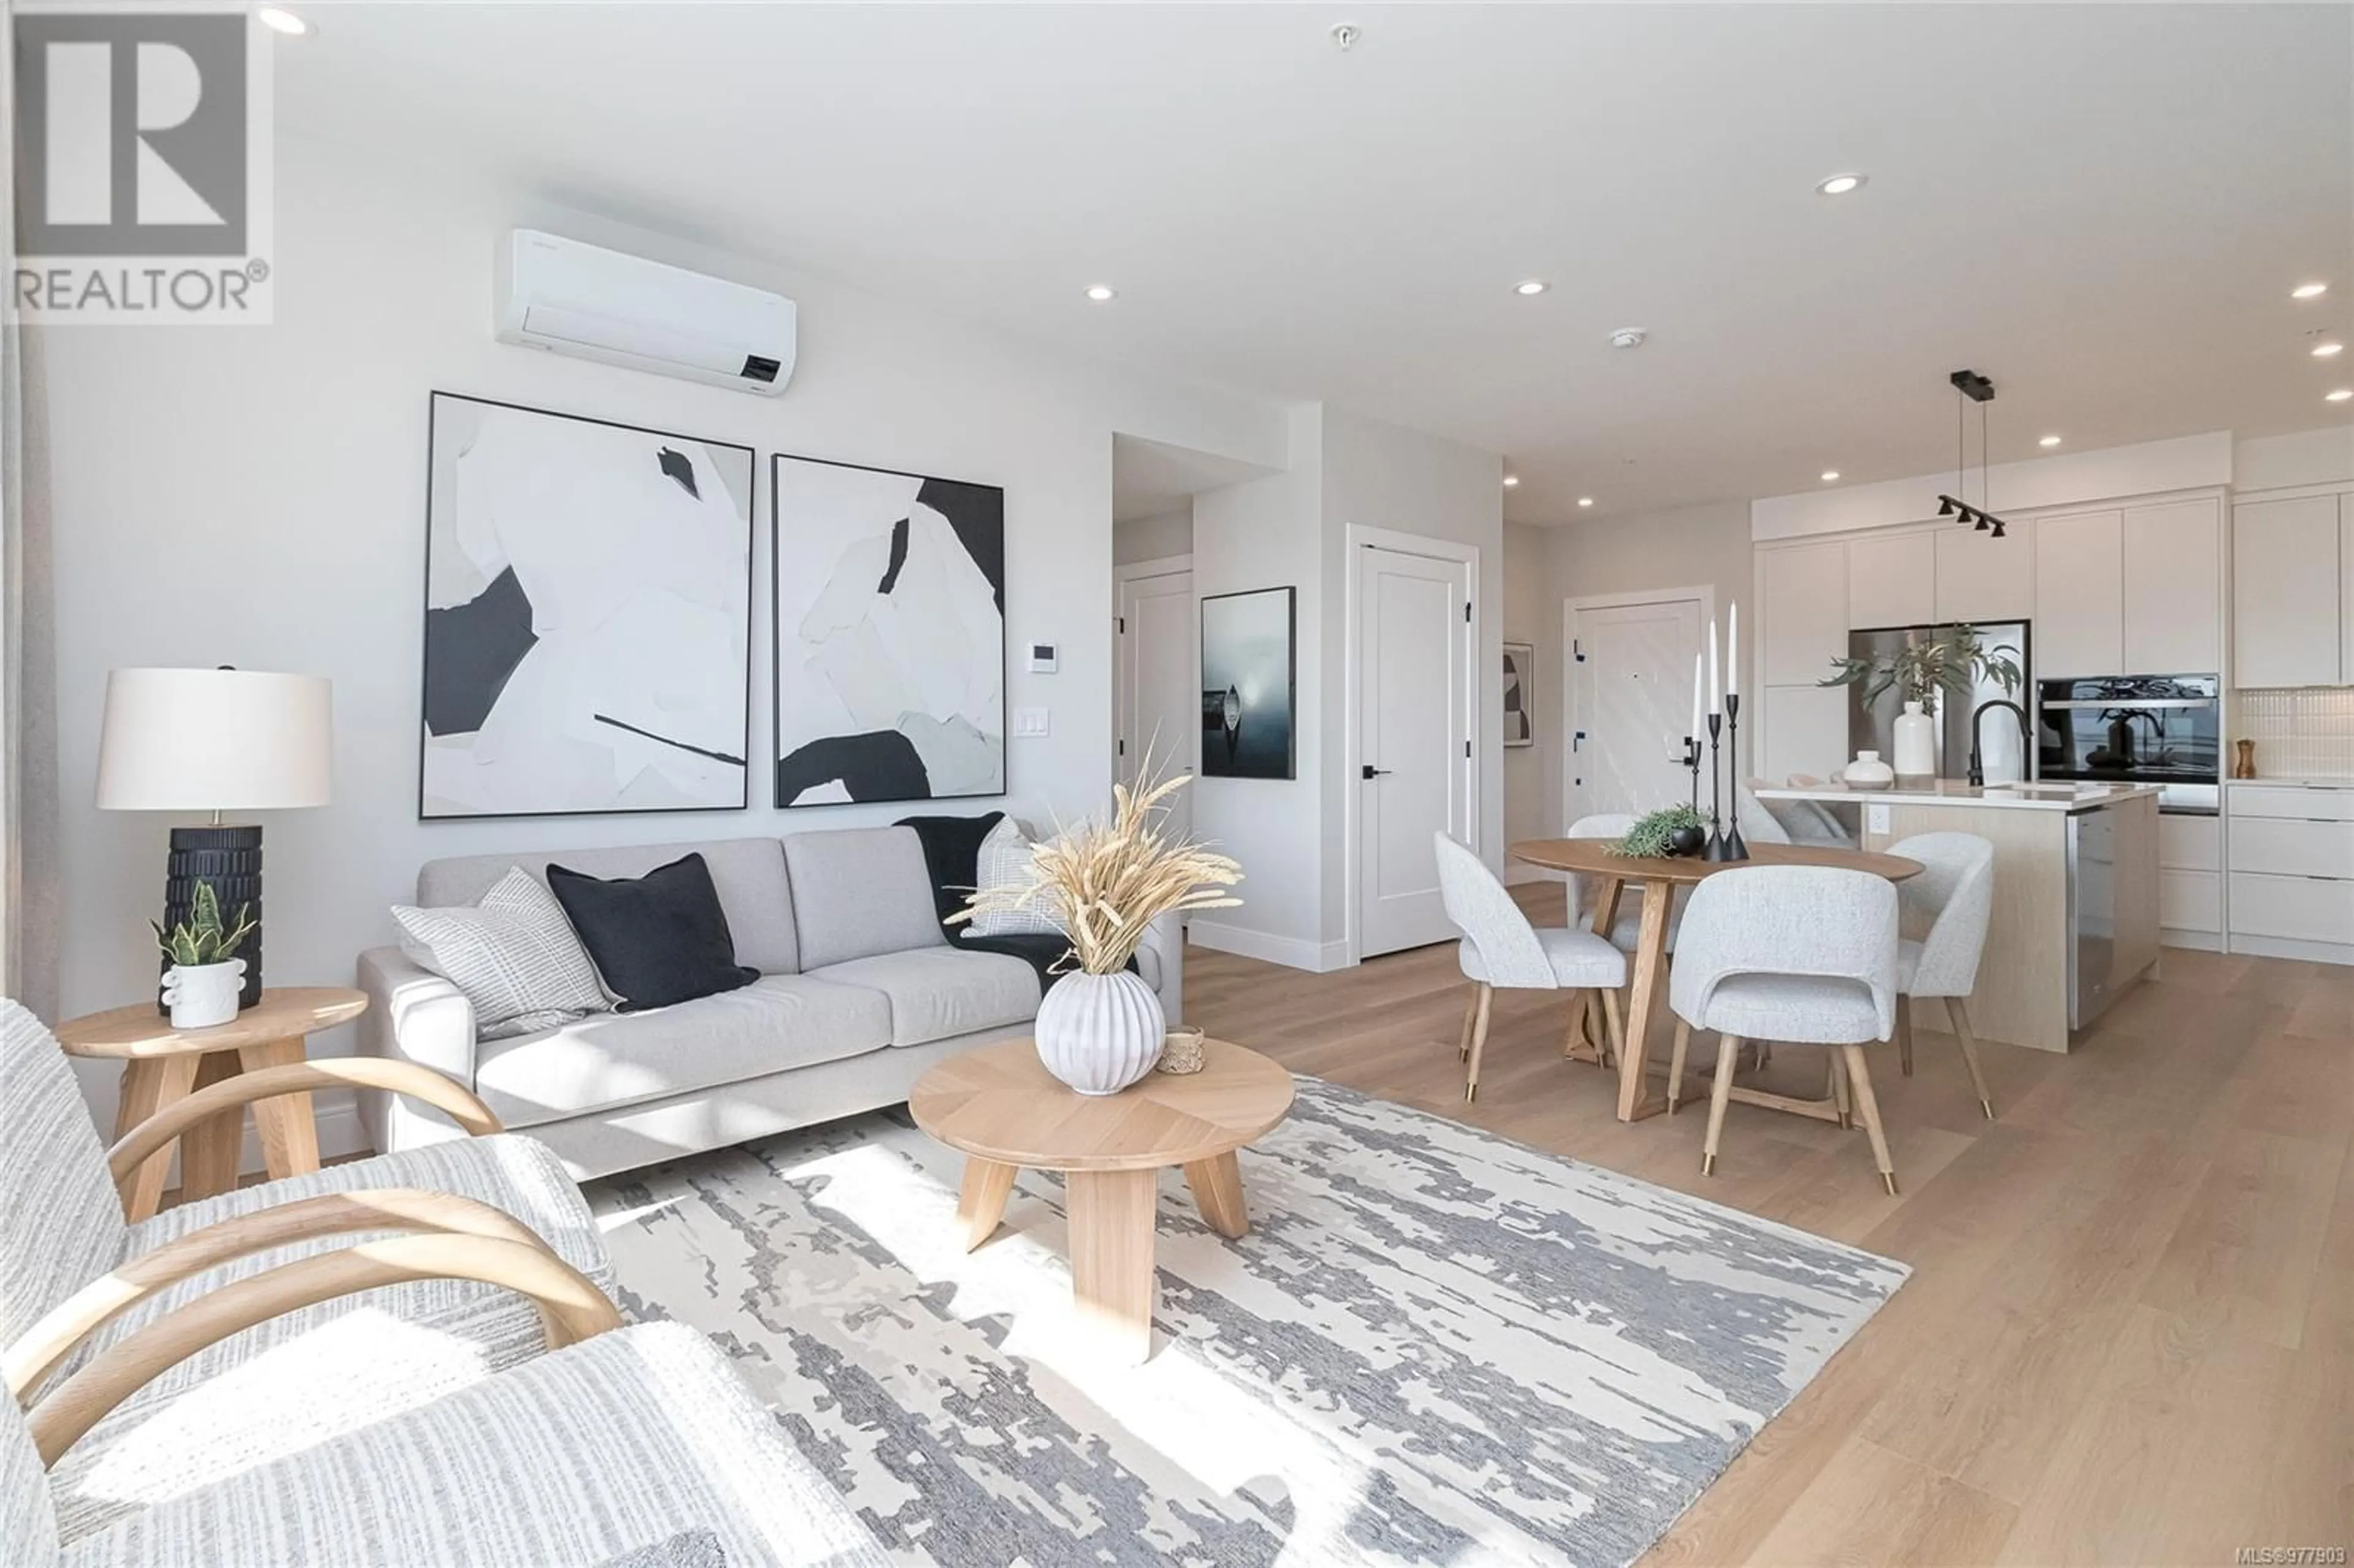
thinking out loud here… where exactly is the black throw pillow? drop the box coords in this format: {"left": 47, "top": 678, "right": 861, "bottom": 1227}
{"left": 544, "top": 852, "right": 758, "bottom": 1011}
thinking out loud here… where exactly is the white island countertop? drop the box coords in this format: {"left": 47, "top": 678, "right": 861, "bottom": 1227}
{"left": 1754, "top": 780, "right": 2166, "bottom": 813}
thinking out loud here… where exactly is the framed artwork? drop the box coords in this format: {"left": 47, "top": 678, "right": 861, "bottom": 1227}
{"left": 771, "top": 454, "right": 1007, "bottom": 806}
{"left": 1503, "top": 641, "right": 1536, "bottom": 748}
{"left": 1199, "top": 586, "right": 1296, "bottom": 780}
{"left": 419, "top": 393, "right": 754, "bottom": 820}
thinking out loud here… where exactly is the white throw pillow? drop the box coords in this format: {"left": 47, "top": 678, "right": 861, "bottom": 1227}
{"left": 967, "top": 818, "right": 1065, "bottom": 937}
{"left": 392, "top": 867, "right": 612, "bottom": 1040}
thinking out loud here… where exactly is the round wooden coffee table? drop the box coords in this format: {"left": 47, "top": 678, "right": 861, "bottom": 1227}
{"left": 908, "top": 1036, "right": 1294, "bottom": 1363}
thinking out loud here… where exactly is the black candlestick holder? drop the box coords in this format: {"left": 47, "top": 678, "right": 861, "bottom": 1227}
{"left": 1722, "top": 691, "right": 1748, "bottom": 861}
{"left": 1682, "top": 734, "right": 1702, "bottom": 813}
{"left": 1703, "top": 713, "right": 1733, "bottom": 860}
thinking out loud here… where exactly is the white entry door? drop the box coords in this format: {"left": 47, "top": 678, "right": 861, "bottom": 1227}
{"left": 1357, "top": 543, "right": 1473, "bottom": 957}
{"left": 1568, "top": 598, "right": 1704, "bottom": 824}
{"left": 1116, "top": 565, "right": 1196, "bottom": 843}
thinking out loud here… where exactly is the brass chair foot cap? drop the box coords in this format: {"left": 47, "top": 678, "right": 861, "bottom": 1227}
{"left": 1465, "top": 1086, "right": 1477, "bottom": 1102}
{"left": 1881, "top": 1173, "right": 1900, "bottom": 1196}
{"left": 1980, "top": 1100, "right": 1995, "bottom": 1120}
{"left": 1701, "top": 1154, "right": 1716, "bottom": 1177}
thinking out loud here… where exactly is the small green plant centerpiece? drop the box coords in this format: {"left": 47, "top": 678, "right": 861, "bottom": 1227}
{"left": 1818, "top": 623, "right": 2024, "bottom": 718}
{"left": 153, "top": 880, "right": 256, "bottom": 1028}
{"left": 1615, "top": 804, "right": 1708, "bottom": 859}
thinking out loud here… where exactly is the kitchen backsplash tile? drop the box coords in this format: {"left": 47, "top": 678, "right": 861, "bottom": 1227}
{"left": 2233, "top": 687, "right": 2354, "bottom": 779}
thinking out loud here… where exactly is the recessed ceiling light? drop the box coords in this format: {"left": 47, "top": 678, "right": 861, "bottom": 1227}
{"left": 255, "top": 6, "right": 309, "bottom": 34}
{"left": 2040, "top": 434, "right": 2063, "bottom": 448}
{"left": 1084, "top": 285, "right": 1116, "bottom": 302}
{"left": 1816, "top": 173, "right": 1867, "bottom": 196}
{"left": 1502, "top": 474, "right": 1520, "bottom": 489}
{"left": 1819, "top": 470, "right": 1840, "bottom": 482}
{"left": 1514, "top": 280, "right": 1548, "bottom": 297}
{"left": 1576, "top": 496, "right": 1594, "bottom": 508}
{"left": 2328, "top": 389, "right": 2353, "bottom": 403}
{"left": 2314, "top": 340, "right": 2344, "bottom": 358}
{"left": 2293, "top": 282, "right": 2330, "bottom": 300}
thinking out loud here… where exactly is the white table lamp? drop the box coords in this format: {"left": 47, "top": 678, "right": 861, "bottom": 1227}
{"left": 96, "top": 668, "right": 332, "bottom": 1011}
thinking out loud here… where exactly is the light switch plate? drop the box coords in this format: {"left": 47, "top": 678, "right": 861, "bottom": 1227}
{"left": 1865, "top": 802, "right": 1891, "bottom": 835}
{"left": 1013, "top": 706, "right": 1050, "bottom": 738}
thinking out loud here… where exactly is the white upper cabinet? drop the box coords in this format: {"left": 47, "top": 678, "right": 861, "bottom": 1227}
{"left": 1846, "top": 532, "right": 1936, "bottom": 631}
{"left": 2033, "top": 509, "right": 2125, "bottom": 678}
{"left": 1759, "top": 539, "right": 1848, "bottom": 685}
{"left": 2122, "top": 497, "right": 2222, "bottom": 675}
{"left": 1934, "top": 519, "right": 2033, "bottom": 625}
{"left": 2233, "top": 493, "right": 2341, "bottom": 688}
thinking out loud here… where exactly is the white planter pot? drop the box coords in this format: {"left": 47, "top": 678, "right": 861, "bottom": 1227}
{"left": 1034, "top": 969, "right": 1166, "bottom": 1096}
{"left": 1843, "top": 749, "right": 1897, "bottom": 788}
{"left": 1893, "top": 701, "right": 1938, "bottom": 778}
{"left": 162, "top": 959, "right": 245, "bottom": 1029}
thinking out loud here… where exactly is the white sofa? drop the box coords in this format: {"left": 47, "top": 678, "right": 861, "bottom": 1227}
{"left": 358, "top": 824, "right": 1181, "bottom": 1179}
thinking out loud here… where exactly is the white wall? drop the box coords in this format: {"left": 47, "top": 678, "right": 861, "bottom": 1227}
{"left": 1113, "top": 506, "right": 1194, "bottom": 565}
{"left": 36, "top": 132, "right": 1290, "bottom": 1146}
{"left": 2237, "top": 425, "right": 2354, "bottom": 492}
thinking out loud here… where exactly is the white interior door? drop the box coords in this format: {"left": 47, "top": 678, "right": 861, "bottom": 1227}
{"left": 1357, "top": 544, "right": 1472, "bottom": 957}
{"left": 1568, "top": 598, "right": 1704, "bottom": 824}
{"left": 1116, "top": 565, "right": 1195, "bottom": 843}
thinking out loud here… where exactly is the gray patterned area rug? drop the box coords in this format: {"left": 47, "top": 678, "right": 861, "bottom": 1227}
{"left": 587, "top": 1078, "right": 1906, "bottom": 1568}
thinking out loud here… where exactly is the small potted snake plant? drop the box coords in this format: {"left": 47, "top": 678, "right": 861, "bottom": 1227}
{"left": 956, "top": 766, "right": 1241, "bottom": 1095}
{"left": 153, "top": 880, "right": 256, "bottom": 1028}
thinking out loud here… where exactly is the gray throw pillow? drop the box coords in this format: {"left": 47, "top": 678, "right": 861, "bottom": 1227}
{"left": 967, "top": 817, "right": 1065, "bottom": 937}
{"left": 392, "top": 867, "right": 611, "bottom": 1040}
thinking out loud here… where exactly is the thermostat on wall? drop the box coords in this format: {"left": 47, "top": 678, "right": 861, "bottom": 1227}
{"left": 1027, "top": 642, "right": 1057, "bottom": 674}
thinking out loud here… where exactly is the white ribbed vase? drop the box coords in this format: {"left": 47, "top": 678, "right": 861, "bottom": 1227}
{"left": 1893, "top": 700, "right": 1938, "bottom": 778}
{"left": 1034, "top": 970, "right": 1166, "bottom": 1096}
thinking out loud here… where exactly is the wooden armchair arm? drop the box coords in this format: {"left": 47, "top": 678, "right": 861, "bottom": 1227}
{"left": 107, "top": 1058, "right": 501, "bottom": 1199}
{"left": 25, "top": 1233, "right": 620, "bottom": 1468}
{"left": 5, "top": 1188, "right": 556, "bottom": 1403}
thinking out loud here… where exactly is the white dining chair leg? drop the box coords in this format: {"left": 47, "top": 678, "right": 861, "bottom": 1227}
{"left": 1701, "top": 1033, "right": 1742, "bottom": 1176}
{"left": 1457, "top": 986, "right": 1480, "bottom": 1062}
{"left": 1666, "top": 1019, "right": 1692, "bottom": 1114}
{"left": 1840, "top": 1043, "right": 1899, "bottom": 1195}
{"left": 1898, "top": 995, "right": 1916, "bottom": 1076}
{"left": 1463, "top": 983, "right": 1494, "bottom": 1102}
{"left": 1560, "top": 989, "right": 1589, "bottom": 1058}
{"left": 1599, "top": 988, "right": 1625, "bottom": 1068}
{"left": 1949, "top": 996, "right": 1995, "bottom": 1119}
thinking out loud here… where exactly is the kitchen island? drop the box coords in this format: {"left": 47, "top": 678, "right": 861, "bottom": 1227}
{"left": 1753, "top": 780, "right": 2163, "bottom": 1052}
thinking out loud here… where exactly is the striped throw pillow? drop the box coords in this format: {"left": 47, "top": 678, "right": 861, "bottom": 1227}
{"left": 393, "top": 867, "right": 612, "bottom": 1040}
{"left": 967, "top": 818, "right": 1065, "bottom": 937}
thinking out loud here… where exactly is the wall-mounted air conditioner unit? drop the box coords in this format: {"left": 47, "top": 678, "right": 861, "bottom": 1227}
{"left": 494, "top": 229, "right": 797, "bottom": 396}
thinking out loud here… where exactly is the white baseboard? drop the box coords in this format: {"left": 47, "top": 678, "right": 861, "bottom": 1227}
{"left": 2160, "top": 928, "right": 2223, "bottom": 953}
{"left": 2227, "top": 932, "right": 2354, "bottom": 967}
{"left": 1187, "top": 920, "right": 1354, "bottom": 973}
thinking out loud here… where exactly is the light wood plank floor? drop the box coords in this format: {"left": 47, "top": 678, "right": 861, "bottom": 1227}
{"left": 1184, "top": 883, "right": 2353, "bottom": 1567}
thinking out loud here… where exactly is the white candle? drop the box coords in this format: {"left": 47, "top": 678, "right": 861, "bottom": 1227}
{"left": 1690, "top": 652, "right": 1703, "bottom": 740}
{"left": 1708, "top": 622, "right": 1721, "bottom": 715}
{"left": 1727, "top": 602, "right": 1739, "bottom": 698}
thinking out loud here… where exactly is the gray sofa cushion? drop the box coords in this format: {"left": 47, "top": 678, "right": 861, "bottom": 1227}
{"left": 418, "top": 840, "right": 798, "bottom": 975}
{"left": 473, "top": 974, "right": 889, "bottom": 1126}
{"left": 806, "top": 949, "right": 1040, "bottom": 1048}
{"left": 784, "top": 827, "right": 947, "bottom": 969}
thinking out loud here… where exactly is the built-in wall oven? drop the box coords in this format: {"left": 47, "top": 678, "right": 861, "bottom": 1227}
{"left": 2035, "top": 674, "right": 2220, "bottom": 815}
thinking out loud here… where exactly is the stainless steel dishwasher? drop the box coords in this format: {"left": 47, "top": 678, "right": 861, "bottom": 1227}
{"left": 2067, "top": 806, "right": 2119, "bottom": 1030}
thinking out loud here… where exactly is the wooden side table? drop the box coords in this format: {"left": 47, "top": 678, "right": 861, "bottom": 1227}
{"left": 57, "top": 986, "right": 369, "bottom": 1221}
{"left": 909, "top": 1037, "right": 1294, "bottom": 1363}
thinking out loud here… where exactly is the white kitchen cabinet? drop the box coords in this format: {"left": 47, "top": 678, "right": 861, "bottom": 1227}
{"left": 2033, "top": 509, "right": 2124, "bottom": 678}
{"left": 1759, "top": 683, "right": 1848, "bottom": 783}
{"left": 1847, "top": 532, "right": 1936, "bottom": 631}
{"left": 2226, "top": 783, "right": 2354, "bottom": 961}
{"left": 2233, "top": 493, "right": 2341, "bottom": 688}
{"left": 2122, "top": 498, "right": 2222, "bottom": 674}
{"left": 2231, "top": 873, "right": 2354, "bottom": 946}
{"left": 1934, "top": 519, "right": 2033, "bottom": 625}
{"left": 1759, "top": 541, "right": 1848, "bottom": 686}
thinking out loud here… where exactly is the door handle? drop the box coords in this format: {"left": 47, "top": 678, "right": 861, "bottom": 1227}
{"left": 1362, "top": 764, "right": 1392, "bottom": 779}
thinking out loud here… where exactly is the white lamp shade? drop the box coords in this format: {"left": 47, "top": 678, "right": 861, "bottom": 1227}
{"left": 95, "top": 668, "right": 333, "bottom": 812}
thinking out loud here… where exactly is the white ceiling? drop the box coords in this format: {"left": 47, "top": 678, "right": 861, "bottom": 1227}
{"left": 275, "top": 3, "right": 2354, "bottom": 524}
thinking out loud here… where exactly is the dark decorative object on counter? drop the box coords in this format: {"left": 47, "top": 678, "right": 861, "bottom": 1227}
{"left": 2234, "top": 739, "right": 2257, "bottom": 780}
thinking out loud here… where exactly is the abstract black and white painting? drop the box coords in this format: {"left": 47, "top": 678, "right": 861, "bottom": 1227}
{"left": 1199, "top": 587, "right": 1295, "bottom": 780}
{"left": 420, "top": 394, "right": 753, "bottom": 820}
{"left": 771, "top": 454, "right": 1005, "bottom": 807}
{"left": 1503, "top": 641, "right": 1536, "bottom": 748}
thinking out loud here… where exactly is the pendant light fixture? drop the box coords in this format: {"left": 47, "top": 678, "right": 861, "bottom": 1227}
{"left": 1934, "top": 368, "right": 2009, "bottom": 539}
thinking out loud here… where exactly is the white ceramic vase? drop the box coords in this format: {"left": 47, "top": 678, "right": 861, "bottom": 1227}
{"left": 1843, "top": 749, "right": 1896, "bottom": 788}
{"left": 1034, "top": 969, "right": 1166, "bottom": 1096}
{"left": 162, "top": 959, "right": 245, "bottom": 1029}
{"left": 1893, "top": 700, "right": 1938, "bottom": 778}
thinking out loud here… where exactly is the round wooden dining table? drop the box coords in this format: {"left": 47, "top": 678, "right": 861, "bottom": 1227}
{"left": 1507, "top": 839, "right": 1924, "bottom": 1122}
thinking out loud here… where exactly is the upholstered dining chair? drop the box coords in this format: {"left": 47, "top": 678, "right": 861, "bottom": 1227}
{"left": 1433, "top": 833, "right": 1628, "bottom": 1102}
{"left": 1666, "top": 866, "right": 1905, "bottom": 1193}
{"left": 1886, "top": 831, "right": 1999, "bottom": 1117}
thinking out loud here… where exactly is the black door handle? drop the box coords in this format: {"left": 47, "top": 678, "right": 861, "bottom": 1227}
{"left": 1362, "top": 764, "right": 1392, "bottom": 779}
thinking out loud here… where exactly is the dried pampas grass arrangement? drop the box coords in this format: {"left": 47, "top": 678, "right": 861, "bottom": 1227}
{"left": 951, "top": 764, "right": 1242, "bottom": 975}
